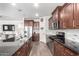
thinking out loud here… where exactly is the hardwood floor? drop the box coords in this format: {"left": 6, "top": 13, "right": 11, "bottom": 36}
{"left": 29, "top": 41, "right": 52, "bottom": 56}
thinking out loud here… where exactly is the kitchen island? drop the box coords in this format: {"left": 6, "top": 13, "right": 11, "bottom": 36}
{"left": 0, "top": 37, "right": 32, "bottom": 56}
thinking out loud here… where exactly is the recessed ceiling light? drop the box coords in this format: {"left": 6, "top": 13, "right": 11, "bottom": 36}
{"left": 35, "top": 13, "right": 39, "bottom": 17}
{"left": 34, "top": 3, "right": 39, "bottom": 8}
{"left": 11, "top": 3, "right": 16, "bottom": 6}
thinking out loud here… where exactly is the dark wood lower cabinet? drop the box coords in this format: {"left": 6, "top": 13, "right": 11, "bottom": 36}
{"left": 32, "top": 33, "right": 39, "bottom": 41}
{"left": 53, "top": 41, "right": 78, "bottom": 56}
{"left": 12, "top": 43, "right": 28, "bottom": 56}
{"left": 54, "top": 41, "right": 65, "bottom": 56}
{"left": 47, "top": 39, "right": 79, "bottom": 56}
{"left": 12, "top": 38, "right": 32, "bottom": 56}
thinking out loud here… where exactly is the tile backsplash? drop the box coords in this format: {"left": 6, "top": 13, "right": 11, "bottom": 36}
{"left": 46, "top": 29, "right": 79, "bottom": 37}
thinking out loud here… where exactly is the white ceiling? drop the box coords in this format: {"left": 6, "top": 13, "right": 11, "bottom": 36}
{"left": 0, "top": 3, "right": 63, "bottom": 19}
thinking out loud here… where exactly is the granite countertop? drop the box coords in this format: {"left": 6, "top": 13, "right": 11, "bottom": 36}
{"left": 49, "top": 35, "right": 79, "bottom": 54}
{"left": 49, "top": 35, "right": 57, "bottom": 40}
{"left": 0, "top": 37, "right": 31, "bottom": 56}
{"left": 0, "top": 45, "right": 21, "bottom": 56}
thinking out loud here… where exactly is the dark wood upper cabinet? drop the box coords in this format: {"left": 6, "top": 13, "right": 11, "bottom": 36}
{"left": 52, "top": 6, "right": 62, "bottom": 22}
{"left": 74, "top": 3, "right": 79, "bottom": 28}
{"left": 60, "top": 3, "right": 74, "bottom": 29}
{"left": 60, "top": 6, "right": 65, "bottom": 29}
{"left": 34, "top": 22, "right": 39, "bottom": 30}
{"left": 48, "top": 6, "right": 62, "bottom": 30}
{"left": 48, "top": 17, "right": 53, "bottom": 30}
{"left": 50, "top": 3, "right": 79, "bottom": 29}
{"left": 24, "top": 20, "right": 34, "bottom": 27}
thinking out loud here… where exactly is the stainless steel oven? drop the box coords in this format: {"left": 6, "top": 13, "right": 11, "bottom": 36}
{"left": 56, "top": 32, "right": 65, "bottom": 43}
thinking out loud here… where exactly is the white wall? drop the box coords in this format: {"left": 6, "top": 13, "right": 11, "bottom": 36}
{"left": 39, "top": 16, "right": 50, "bottom": 43}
